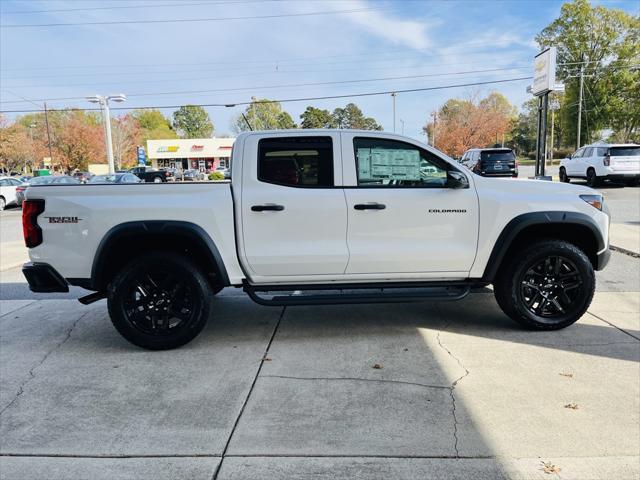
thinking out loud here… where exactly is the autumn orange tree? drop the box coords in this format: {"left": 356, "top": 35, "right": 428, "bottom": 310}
{"left": 53, "top": 111, "right": 105, "bottom": 173}
{"left": 423, "top": 92, "right": 516, "bottom": 158}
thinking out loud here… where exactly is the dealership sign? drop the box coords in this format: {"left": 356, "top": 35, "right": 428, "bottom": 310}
{"left": 532, "top": 47, "right": 557, "bottom": 96}
{"left": 157, "top": 146, "right": 179, "bottom": 153}
{"left": 191, "top": 145, "right": 204, "bottom": 151}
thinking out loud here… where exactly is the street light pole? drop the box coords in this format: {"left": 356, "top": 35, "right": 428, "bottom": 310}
{"left": 87, "top": 94, "right": 126, "bottom": 174}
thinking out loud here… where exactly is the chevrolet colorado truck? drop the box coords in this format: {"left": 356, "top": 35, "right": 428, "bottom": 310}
{"left": 21, "top": 130, "right": 610, "bottom": 350}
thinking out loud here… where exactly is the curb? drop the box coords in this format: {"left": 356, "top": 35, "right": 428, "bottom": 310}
{"left": 610, "top": 245, "right": 640, "bottom": 259}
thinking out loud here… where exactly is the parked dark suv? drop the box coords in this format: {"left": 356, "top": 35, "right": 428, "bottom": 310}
{"left": 460, "top": 148, "right": 518, "bottom": 178}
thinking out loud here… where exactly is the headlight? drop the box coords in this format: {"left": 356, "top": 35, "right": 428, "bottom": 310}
{"left": 580, "top": 194, "right": 604, "bottom": 211}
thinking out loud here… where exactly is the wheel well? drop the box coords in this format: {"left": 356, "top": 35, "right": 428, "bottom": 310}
{"left": 93, "top": 226, "right": 228, "bottom": 291}
{"left": 497, "top": 223, "right": 599, "bottom": 276}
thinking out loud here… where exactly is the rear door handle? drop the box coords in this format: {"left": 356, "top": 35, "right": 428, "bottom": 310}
{"left": 354, "top": 203, "right": 386, "bottom": 210}
{"left": 251, "top": 204, "right": 285, "bottom": 212}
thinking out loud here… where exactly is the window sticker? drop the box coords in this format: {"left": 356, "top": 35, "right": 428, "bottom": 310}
{"left": 357, "top": 148, "right": 421, "bottom": 181}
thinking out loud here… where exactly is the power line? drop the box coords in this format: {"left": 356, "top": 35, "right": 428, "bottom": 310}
{"left": 0, "top": 76, "right": 531, "bottom": 114}
{"left": 0, "top": 7, "right": 383, "bottom": 28}
{"left": 1, "top": 0, "right": 272, "bottom": 15}
{"left": 0, "top": 66, "right": 530, "bottom": 104}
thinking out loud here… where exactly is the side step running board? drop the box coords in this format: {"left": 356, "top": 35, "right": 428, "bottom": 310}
{"left": 243, "top": 281, "right": 472, "bottom": 306}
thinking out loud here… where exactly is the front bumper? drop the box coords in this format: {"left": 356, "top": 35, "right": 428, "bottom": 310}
{"left": 22, "top": 262, "right": 69, "bottom": 293}
{"left": 595, "top": 247, "right": 611, "bottom": 271}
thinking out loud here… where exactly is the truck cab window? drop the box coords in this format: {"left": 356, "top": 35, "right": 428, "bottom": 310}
{"left": 353, "top": 137, "right": 448, "bottom": 187}
{"left": 258, "top": 136, "right": 333, "bottom": 187}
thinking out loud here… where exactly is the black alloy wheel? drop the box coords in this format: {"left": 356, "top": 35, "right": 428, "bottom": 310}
{"left": 519, "top": 255, "right": 582, "bottom": 320}
{"left": 494, "top": 239, "right": 595, "bottom": 330}
{"left": 108, "top": 252, "right": 212, "bottom": 349}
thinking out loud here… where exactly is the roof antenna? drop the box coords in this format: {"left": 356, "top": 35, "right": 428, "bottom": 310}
{"left": 241, "top": 112, "right": 254, "bottom": 131}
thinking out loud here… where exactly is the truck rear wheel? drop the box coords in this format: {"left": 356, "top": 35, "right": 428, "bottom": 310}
{"left": 107, "top": 252, "right": 212, "bottom": 350}
{"left": 493, "top": 239, "right": 595, "bottom": 330}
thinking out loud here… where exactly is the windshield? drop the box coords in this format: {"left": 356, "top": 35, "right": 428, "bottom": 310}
{"left": 480, "top": 151, "right": 515, "bottom": 162}
{"left": 29, "top": 176, "right": 55, "bottom": 185}
{"left": 609, "top": 147, "right": 640, "bottom": 157}
{"left": 90, "top": 175, "right": 118, "bottom": 183}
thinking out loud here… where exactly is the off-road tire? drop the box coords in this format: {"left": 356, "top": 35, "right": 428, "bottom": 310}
{"left": 494, "top": 239, "right": 595, "bottom": 330}
{"left": 107, "top": 252, "right": 212, "bottom": 350}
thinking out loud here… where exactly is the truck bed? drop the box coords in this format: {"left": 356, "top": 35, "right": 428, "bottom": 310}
{"left": 25, "top": 182, "right": 244, "bottom": 283}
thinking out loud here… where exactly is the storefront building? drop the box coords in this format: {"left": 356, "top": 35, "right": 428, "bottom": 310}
{"left": 146, "top": 138, "right": 235, "bottom": 172}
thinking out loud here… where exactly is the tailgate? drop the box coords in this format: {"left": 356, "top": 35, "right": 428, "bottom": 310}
{"left": 609, "top": 146, "right": 640, "bottom": 171}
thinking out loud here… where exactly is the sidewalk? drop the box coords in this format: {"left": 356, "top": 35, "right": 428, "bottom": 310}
{"left": 610, "top": 222, "right": 640, "bottom": 256}
{"left": 0, "top": 241, "right": 29, "bottom": 272}
{"left": 1, "top": 290, "right": 638, "bottom": 479}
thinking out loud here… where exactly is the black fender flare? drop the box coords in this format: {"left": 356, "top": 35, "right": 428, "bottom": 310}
{"left": 91, "top": 220, "right": 230, "bottom": 290}
{"left": 481, "top": 211, "right": 605, "bottom": 282}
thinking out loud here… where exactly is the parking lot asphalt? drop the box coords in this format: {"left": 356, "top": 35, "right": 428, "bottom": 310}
{"left": 1, "top": 287, "right": 639, "bottom": 479}
{"left": 1, "top": 185, "right": 639, "bottom": 480}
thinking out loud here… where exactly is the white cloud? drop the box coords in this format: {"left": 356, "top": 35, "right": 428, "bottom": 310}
{"left": 329, "top": 0, "right": 432, "bottom": 50}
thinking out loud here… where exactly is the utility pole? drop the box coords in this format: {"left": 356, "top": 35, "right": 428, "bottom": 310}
{"left": 43, "top": 102, "right": 54, "bottom": 169}
{"left": 577, "top": 63, "right": 584, "bottom": 149}
{"left": 430, "top": 111, "right": 437, "bottom": 147}
{"left": 391, "top": 92, "right": 397, "bottom": 133}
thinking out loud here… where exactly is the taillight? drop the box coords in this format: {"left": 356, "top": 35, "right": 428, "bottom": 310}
{"left": 603, "top": 155, "right": 610, "bottom": 166}
{"left": 16, "top": 186, "right": 26, "bottom": 193}
{"left": 22, "top": 199, "right": 45, "bottom": 248}
{"left": 515, "top": 159, "right": 519, "bottom": 167}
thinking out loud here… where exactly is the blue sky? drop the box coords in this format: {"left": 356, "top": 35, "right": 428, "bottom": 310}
{"left": 1, "top": 0, "right": 638, "bottom": 139}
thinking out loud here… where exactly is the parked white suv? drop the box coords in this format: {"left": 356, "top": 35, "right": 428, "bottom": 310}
{"left": 559, "top": 143, "right": 640, "bottom": 187}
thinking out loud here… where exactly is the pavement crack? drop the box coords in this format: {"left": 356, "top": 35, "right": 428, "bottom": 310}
{"left": 586, "top": 312, "right": 640, "bottom": 341}
{"left": 261, "top": 375, "right": 450, "bottom": 390}
{"left": 212, "top": 306, "right": 286, "bottom": 480}
{"left": 435, "top": 317, "right": 470, "bottom": 459}
{"left": 0, "top": 311, "right": 87, "bottom": 417}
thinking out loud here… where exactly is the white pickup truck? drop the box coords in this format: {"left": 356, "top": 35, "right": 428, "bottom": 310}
{"left": 22, "top": 130, "right": 611, "bottom": 350}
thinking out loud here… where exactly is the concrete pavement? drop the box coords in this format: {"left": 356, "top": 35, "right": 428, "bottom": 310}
{"left": 1, "top": 285, "right": 638, "bottom": 479}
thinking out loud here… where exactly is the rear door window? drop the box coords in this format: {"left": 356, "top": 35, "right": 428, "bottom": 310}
{"left": 258, "top": 136, "right": 334, "bottom": 188}
{"left": 609, "top": 147, "right": 640, "bottom": 157}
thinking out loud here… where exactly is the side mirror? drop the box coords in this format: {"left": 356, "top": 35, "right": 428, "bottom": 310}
{"left": 447, "top": 170, "right": 469, "bottom": 189}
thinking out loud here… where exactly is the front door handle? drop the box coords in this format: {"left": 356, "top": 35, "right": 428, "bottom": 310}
{"left": 251, "top": 204, "right": 285, "bottom": 212}
{"left": 354, "top": 203, "right": 386, "bottom": 210}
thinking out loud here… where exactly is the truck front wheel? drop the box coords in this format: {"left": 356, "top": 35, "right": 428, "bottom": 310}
{"left": 107, "top": 252, "right": 212, "bottom": 350}
{"left": 493, "top": 240, "right": 595, "bottom": 330}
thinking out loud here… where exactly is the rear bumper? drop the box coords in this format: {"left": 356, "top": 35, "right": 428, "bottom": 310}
{"left": 22, "top": 262, "right": 69, "bottom": 293}
{"left": 605, "top": 173, "right": 640, "bottom": 180}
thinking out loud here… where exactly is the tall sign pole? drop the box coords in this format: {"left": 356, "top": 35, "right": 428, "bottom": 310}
{"left": 530, "top": 47, "right": 562, "bottom": 181}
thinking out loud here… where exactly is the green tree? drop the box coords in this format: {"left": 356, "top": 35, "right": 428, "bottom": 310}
{"left": 131, "top": 109, "right": 177, "bottom": 146}
{"left": 536, "top": 0, "right": 639, "bottom": 145}
{"left": 172, "top": 105, "right": 214, "bottom": 138}
{"left": 300, "top": 106, "right": 336, "bottom": 129}
{"left": 234, "top": 97, "right": 297, "bottom": 132}
{"left": 332, "top": 103, "right": 382, "bottom": 130}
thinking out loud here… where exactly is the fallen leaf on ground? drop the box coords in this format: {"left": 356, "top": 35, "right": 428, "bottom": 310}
{"left": 559, "top": 372, "right": 573, "bottom": 378}
{"left": 564, "top": 403, "right": 579, "bottom": 410}
{"left": 541, "top": 461, "right": 561, "bottom": 474}
{"left": 372, "top": 363, "right": 383, "bottom": 369}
